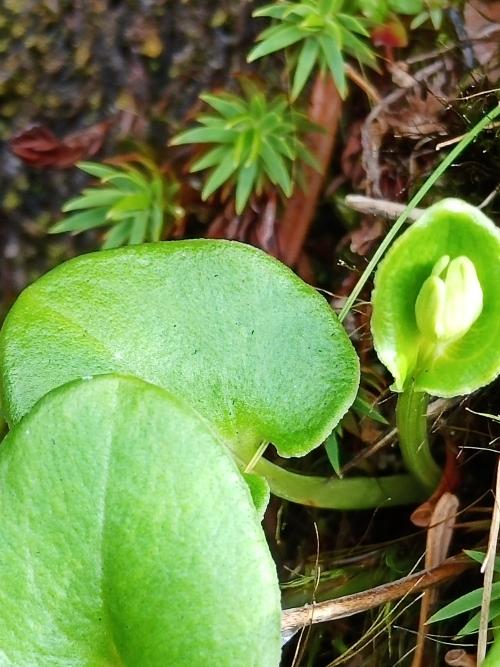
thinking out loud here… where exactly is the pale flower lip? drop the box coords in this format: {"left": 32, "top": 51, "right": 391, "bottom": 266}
{"left": 415, "top": 254, "right": 483, "bottom": 343}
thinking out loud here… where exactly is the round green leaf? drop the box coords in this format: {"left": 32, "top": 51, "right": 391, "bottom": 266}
{"left": 371, "top": 199, "right": 500, "bottom": 397}
{"left": 0, "top": 374, "right": 281, "bottom": 666}
{"left": 0, "top": 240, "right": 359, "bottom": 458}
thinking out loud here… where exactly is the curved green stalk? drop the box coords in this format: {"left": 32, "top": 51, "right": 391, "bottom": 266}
{"left": 230, "top": 427, "right": 427, "bottom": 509}
{"left": 254, "top": 457, "right": 425, "bottom": 509}
{"left": 396, "top": 383, "right": 440, "bottom": 493}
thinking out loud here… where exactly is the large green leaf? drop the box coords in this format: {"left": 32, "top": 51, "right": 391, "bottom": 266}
{"left": 0, "top": 374, "right": 281, "bottom": 666}
{"left": 0, "top": 240, "right": 359, "bottom": 460}
{"left": 371, "top": 199, "right": 500, "bottom": 397}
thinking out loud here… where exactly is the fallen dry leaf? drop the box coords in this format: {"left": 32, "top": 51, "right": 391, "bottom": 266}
{"left": 349, "top": 217, "right": 385, "bottom": 256}
{"left": 464, "top": 0, "right": 500, "bottom": 82}
{"left": 390, "top": 86, "right": 448, "bottom": 139}
{"left": 9, "top": 120, "right": 112, "bottom": 169}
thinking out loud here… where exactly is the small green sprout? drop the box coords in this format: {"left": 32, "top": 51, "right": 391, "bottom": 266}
{"left": 247, "top": 0, "right": 377, "bottom": 99}
{"left": 52, "top": 159, "right": 183, "bottom": 249}
{"left": 170, "top": 81, "right": 317, "bottom": 213}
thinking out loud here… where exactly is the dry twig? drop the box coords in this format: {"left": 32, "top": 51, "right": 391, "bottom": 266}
{"left": 281, "top": 554, "right": 473, "bottom": 641}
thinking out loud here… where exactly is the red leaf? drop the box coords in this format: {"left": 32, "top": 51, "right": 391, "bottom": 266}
{"left": 9, "top": 120, "right": 112, "bottom": 169}
{"left": 372, "top": 19, "right": 408, "bottom": 49}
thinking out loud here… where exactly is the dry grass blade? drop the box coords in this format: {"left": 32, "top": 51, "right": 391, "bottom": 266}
{"left": 477, "top": 457, "right": 500, "bottom": 664}
{"left": 412, "top": 492, "right": 459, "bottom": 667}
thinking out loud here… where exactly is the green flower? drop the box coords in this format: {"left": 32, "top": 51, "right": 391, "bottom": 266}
{"left": 415, "top": 255, "right": 483, "bottom": 343}
{"left": 170, "top": 81, "right": 318, "bottom": 213}
{"left": 371, "top": 199, "right": 500, "bottom": 397}
{"left": 248, "top": 0, "right": 376, "bottom": 99}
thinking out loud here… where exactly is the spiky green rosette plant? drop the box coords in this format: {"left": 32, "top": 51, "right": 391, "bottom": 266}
{"left": 248, "top": 0, "right": 377, "bottom": 99}
{"left": 357, "top": 0, "right": 447, "bottom": 29}
{"left": 52, "top": 158, "right": 183, "bottom": 248}
{"left": 170, "top": 81, "right": 317, "bottom": 213}
{"left": 371, "top": 198, "right": 500, "bottom": 492}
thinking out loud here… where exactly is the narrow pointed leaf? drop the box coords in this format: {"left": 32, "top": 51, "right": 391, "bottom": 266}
{"left": 353, "top": 395, "right": 388, "bottom": 424}
{"left": 201, "top": 152, "right": 238, "bottom": 200}
{"left": 102, "top": 220, "right": 132, "bottom": 249}
{"left": 199, "top": 93, "right": 246, "bottom": 118}
{"left": 235, "top": 162, "right": 258, "bottom": 214}
{"left": 269, "top": 134, "right": 298, "bottom": 160}
{"left": 247, "top": 25, "right": 305, "bottom": 62}
{"left": 428, "top": 582, "right": 500, "bottom": 624}
{"left": 292, "top": 38, "right": 320, "bottom": 100}
{"left": 77, "top": 161, "right": 122, "bottom": 179}
{"left": 190, "top": 146, "right": 228, "bottom": 173}
{"left": 457, "top": 600, "right": 500, "bottom": 637}
{"left": 50, "top": 207, "right": 109, "bottom": 234}
{"left": 464, "top": 550, "right": 500, "bottom": 573}
{"left": 170, "top": 127, "right": 237, "bottom": 145}
{"left": 99, "top": 174, "right": 144, "bottom": 192}
{"left": 106, "top": 194, "right": 150, "bottom": 220}
{"left": 150, "top": 204, "right": 164, "bottom": 242}
{"left": 320, "top": 34, "right": 347, "bottom": 97}
{"left": 325, "top": 431, "right": 342, "bottom": 477}
{"left": 129, "top": 212, "right": 148, "bottom": 245}
{"left": 295, "top": 142, "right": 322, "bottom": 171}
{"left": 62, "top": 189, "right": 123, "bottom": 212}
{"left": 341, "top": 29, "right": 377, "bottom": 67}
{"left": 337, "top": 13, "right": 370, "bottom": 36}
{"left": 261, "top": 142, "right": 293, "bottom": 196}
{"left": 252, "top": 3, "right": 291, "bottom": 19}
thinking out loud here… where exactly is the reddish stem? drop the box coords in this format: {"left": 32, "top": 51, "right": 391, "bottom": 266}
{"left": 277, "top": 72, "right": 342, "bottom": 267}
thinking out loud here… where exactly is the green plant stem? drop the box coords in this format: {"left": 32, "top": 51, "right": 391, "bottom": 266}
{"left": 338, "top": 102, "right": 500, "bottom": 323}
{"left": 231, "top": 426, "right": 426, "bottom": 509}
{"left": 253, "top": 457, "right": 425, "bottom": 509}
{"left": 396, "top": 383, "right": 440, "bottom": 493}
